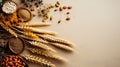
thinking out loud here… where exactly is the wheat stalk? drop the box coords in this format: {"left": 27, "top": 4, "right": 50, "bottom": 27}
{"left": 18, "top": 34, "right": 48, "bottom": 44}
{"left": 0, "top": 24, "right": 17, "bottom": 37}
{"left": 38, "top": 34, "right": 75, "bottom": 47}
{"left": 27, "top": 48, "right": 66, "bottom": 61}
{"left": 19, "top": 22, "right": 51, "bottom": 27}
{"left": 27, "top": 41, "right": 56, "bottom": 52}
{"left": 50, "top": 43, "right": 74, "bottom": 52}
{"left": 22, "top": 54, "right": 56, "bottom": 67}
{"left": 16, "top": 26, "right": 57, "bottom": 35}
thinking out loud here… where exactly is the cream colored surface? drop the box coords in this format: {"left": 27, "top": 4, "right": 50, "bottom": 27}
{"left": 14, "top": 0, "right": 120, "bottom": 67}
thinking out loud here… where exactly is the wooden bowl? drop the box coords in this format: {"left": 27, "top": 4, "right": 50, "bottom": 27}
{"left": 1, "top": 55, "right": 29, "bottom": 67}
{"left": 17, "top": 7, "right": 32, "bottom": 22}
{"left": 8, "top": 37, "right": 25, "bottom": 55}
{"left": 2, "top": 1, "right": 17, "bottom": 14}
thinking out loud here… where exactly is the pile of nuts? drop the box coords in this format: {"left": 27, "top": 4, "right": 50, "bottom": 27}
{"left": 2, "top": 55, "right": 27, "bottom": 67}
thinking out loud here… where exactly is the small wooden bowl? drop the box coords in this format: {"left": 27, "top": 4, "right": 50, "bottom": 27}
{"left": 2, "top": 1, "right": 17, "bottom": 14}
{"left": 8, "top": 37, "right": 25, "bottom": 55}
{"left": 17, "top": 8, "right": 32, "bottom": 22}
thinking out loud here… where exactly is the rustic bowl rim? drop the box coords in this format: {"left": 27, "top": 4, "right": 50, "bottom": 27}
{"left": 17, "top": 7, "right": 32, "bottom": 22}
{"left": 1, "top": 55, "right": 29, "bottom": 67}
{"left": 2, "top": 0, "right": 18, "bottom": 14}
{"left": 8, "top": 37, "right": 25, "bottom": 55}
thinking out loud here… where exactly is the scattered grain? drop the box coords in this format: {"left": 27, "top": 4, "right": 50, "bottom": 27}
{"left": 50, "top": 16, "right": 53, "bottom": 21}
{"left": 68, "top": 6, "right": 72, "bottom": 9}
{"left": 54, "top": 9, "right": 58, "bottom": 12}
{"left": 56, "top": 1, "right": 60, "bottom": 5}
{"left": 59, "top": 7, "right": 62, "bottom": 11}
{"left": 66, "top": 17, "right": 70, "bottom": 21}
{"left": 63, "top": 6, "right": 67, "bottom": 9}
{"left": 58, "top": 20, "right": 61, "bottom": 24}
{"left": 66, "top": 12, "right": 70, "bottom": 14}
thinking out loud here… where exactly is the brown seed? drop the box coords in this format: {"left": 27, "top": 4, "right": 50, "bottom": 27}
{"left": 66, "top": 12, "right": 70, "bottom": 14}
{"left": 63, "top": 6, "right": 67, "bottom": 9}
{"left": 32, "top": 14, "right": 36, "bottom": 17}
{"left": 50, "top": 16, "right": 53, "bottom": 21}
{"left": 55, "top": 4, "right": 59, "bottom": 7}
{"left": 58, "top": 20, "right": 61, "bottom": 24}
{"left": 54, "top": 9, "right": 58, "bottom": 12}
{"left": 68, "top": 6, "right": 72, "bottom": 9}
{"left": 42, "top": 20, "right": 45, "bottom": 22}
{"left": 49, "top": 4, "right": 54, "bottom": 8}
{"left": 59, "top": 7, "right": 62, "bottom": 11}
{"left": 66, "top": 17, "right": 70, "bottom": 21}
{"left": 56, "top": 1, "right": 60, "bottom": 5}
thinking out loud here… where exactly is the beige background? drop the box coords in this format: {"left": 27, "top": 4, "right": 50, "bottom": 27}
{"left": 14, "top": 0, "right": 120, "bottom": 67}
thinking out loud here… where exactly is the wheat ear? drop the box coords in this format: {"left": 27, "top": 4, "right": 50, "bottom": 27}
{"left": 27, "top": 41, "right": 56, "bottom": 52}
{"left": 17, "top": 34, "right": 48, "bottom": 44}
{"left": 16, "top": 26, "right": 57, "bottom": 35}
{"left": 0, "top": 24, "right": 17, "bottom": 37}
{"left": 27, "top": 48, "right": 66, "bottom": 61}
{"left": 22, "top": 54, "right": 56, "bottom": 67}
{"left": 19, "top": 22, "right": 51, "bottom": 27}
{"left": 38, "top": 34, "right": 75, "bottom": 47}
{"left": 50, "top": 43, "right": 74, "bottom": 52}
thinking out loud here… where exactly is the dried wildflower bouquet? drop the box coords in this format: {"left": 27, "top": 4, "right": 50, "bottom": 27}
{"left": 0, "top": 0, "right": 75, "bottom": 67}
